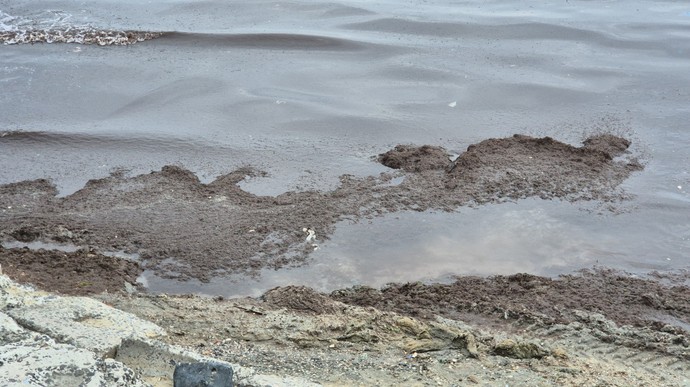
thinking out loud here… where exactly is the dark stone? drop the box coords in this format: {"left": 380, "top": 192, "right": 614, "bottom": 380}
{"left": 173, "top": 362, "right": 233, "bottom": 387}
{"left": 10, "top": 226, "right": 40, "bottom": 242}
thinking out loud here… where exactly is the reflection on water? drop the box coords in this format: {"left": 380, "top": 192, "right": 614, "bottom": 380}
{"left": 2, "top": 240, "right": 80, "bottom": 253}
{"left": 139, "top": 197, "right": 689, "bottom": 297}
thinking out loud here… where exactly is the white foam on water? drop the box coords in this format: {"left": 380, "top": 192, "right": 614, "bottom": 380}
{"left": 0, "top": 10, "right": 79, "bottom": 31}
{"left": 0, "top": 11, "right": 17, "bottom": 31}
{"left": 0, "top": 9, "right": 159, "bottom": 45}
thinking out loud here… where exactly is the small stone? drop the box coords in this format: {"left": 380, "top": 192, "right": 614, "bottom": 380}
{"left": 173, "top": 362, "right": 233, "bottom": 387}
{"left": 493, "top": 339, "right": 549, "bottom": 359}
{"left": 54, "top": 225, "right": 74, "bottom": 242}
{"left": 465, "top": 334, "right": 479, "bottom": 358}
{"left": 403, "top": 339, "right": 443, "bottom": 353}
{"left": 551, "top": 347, "right": 568, "bottom": 359}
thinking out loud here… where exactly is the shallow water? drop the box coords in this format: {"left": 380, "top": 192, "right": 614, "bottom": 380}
{"left": 1, "top": 0, "right": 689, "bottom": 295}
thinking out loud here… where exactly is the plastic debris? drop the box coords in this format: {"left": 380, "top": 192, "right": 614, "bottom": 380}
{"left": 302, "top": 227, "right": 316, "bottom": 243}
{"left": 448, "top": 101, "right": 457, "bottom": 107}
{"left": 302, "top": 227, "right": 319, "bottom": 250}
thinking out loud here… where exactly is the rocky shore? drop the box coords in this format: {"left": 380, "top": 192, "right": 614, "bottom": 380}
{"left": 2, "top": 134, "right": 688, "bottom": 385}
{"left": 2, "top": 269, "right": 689, "bottom": 386}
{"left": 0, "top": 274, "right": 319, "bottom": 386}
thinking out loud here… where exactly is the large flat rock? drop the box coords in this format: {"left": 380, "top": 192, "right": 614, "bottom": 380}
{"left": 6, "top": 296, "right": 166, "bottom": 358}
{"left": 0, "top": 338, "right": 148, "bottom": 387}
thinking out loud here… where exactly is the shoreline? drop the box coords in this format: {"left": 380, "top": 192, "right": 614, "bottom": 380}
{"left": 3, "top": 134, "right": 688, "bottom": 385}
{"left": 2, "top": 267, "right": 689, "bottom": 386}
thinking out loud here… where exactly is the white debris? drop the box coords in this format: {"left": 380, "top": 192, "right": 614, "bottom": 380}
{"left": 448, "top": 101, "right": 457, "bottom": 108}
{"left": 302, "top": 227, "right": 316, "bottom": 243}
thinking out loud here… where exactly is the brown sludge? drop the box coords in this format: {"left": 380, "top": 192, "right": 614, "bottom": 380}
{"left": 0, "top": 134, "right": 641, "bottom": 282}
{"left": 0, "top": 245, "right": 142, "bottom": 296}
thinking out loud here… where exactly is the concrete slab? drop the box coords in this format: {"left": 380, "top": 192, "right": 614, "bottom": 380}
{"left": 7, "top": 296, "right": 166, "bottom": 357}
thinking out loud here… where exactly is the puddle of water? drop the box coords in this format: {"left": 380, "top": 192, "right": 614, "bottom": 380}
{"left": 3, "top": 193, "right": 687, "bottom": 299}
{"left": 137, "top": 196, "right": 689, "bottom": 297}
{"left": 2, "top": 240, "right": 80, "bottom": 252}
{"left": 102, "top": 250, "right": 141, "bottom": 262}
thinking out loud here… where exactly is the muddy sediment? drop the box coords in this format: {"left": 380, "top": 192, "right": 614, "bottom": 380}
{"left": 0, "top": 245, "right": 142, "bottom": 296}
{"left": 0, "top": 133, "right": 641, "bottom": 282}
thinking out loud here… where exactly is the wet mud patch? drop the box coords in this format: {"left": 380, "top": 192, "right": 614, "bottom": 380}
{"left": 378, "top": 144, "right": 451, "bottom": 172}
{"left": 445, "top": 134, "right": 643, "bottom": 202}
{"left": 0, "top": 134, "right": 642, "bottom": 282}
{"left": 261, "top": 285, "right": 343, "bottom": 314}
{"left": 0, "top": 245, "right": 142, "bottom": 295}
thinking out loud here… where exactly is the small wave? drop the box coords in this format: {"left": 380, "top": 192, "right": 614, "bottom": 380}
{"left": 159, "top": 32, "right": 368, "bottom": 51}
{"left": 0, "top": 130, "right": 217, "bottom": 152}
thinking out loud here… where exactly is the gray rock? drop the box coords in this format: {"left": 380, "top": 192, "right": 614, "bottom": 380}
{"left": 493, "top": 338, "right": 549, "bottom": 359}
{"left": 124, "top": 281, "right": 137, "bottom": 294}
{"left": 1, "top": 275, "right": 318, "bottom": 387}
{"left": 174, "top": 362, "right": 234, "bottom": 387}
{"left": 6, "top": 296, "right": 166, "bottom": 357}
{"left": 0, "top": 339, "right": 148, "bottom": 387}
{"left": 0, "top": 274, "right": 43, "bottom": 310}
{"left": 0, "top": 312, "right": 32, "bottom": 343}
